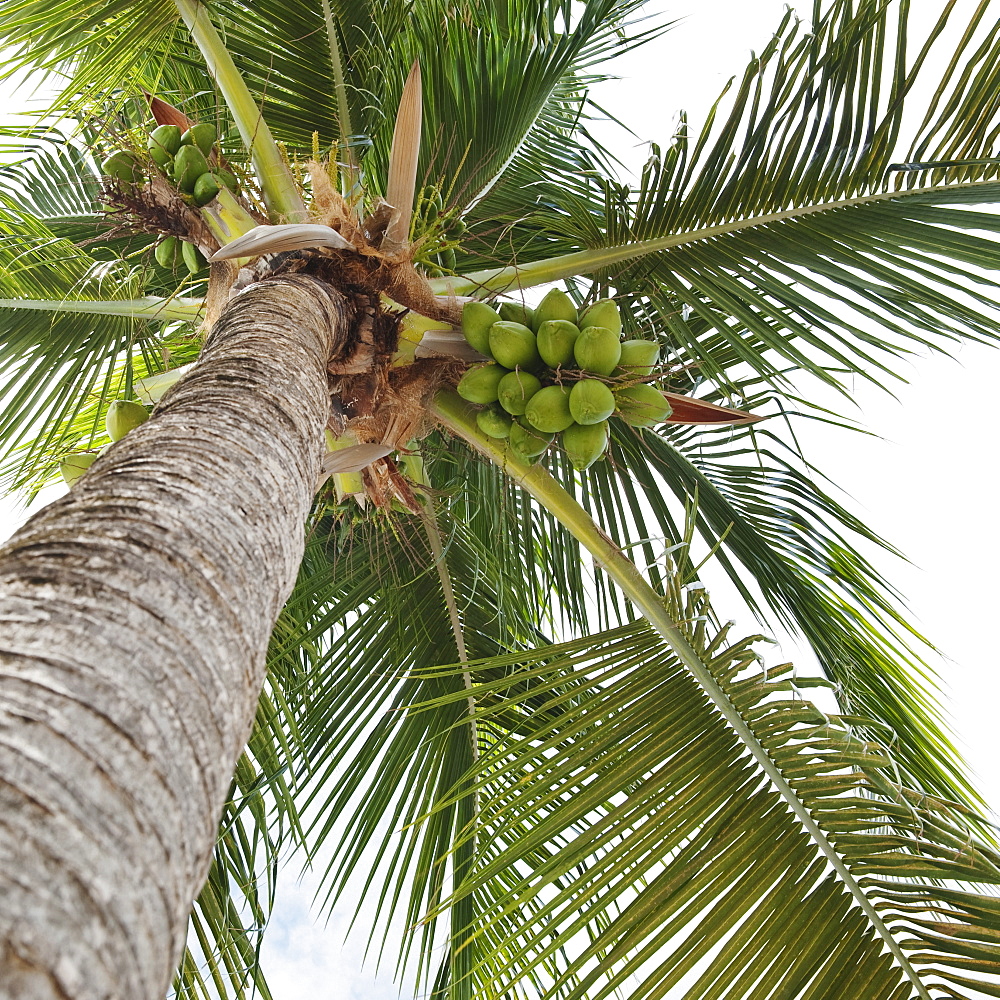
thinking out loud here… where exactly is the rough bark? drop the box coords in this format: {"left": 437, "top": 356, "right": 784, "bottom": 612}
{"left": 0, "top": 274, "right": 351, "bottom": 1000}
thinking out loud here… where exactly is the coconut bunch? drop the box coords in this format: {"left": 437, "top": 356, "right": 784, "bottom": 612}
{"left": 101, "top": 121, "right": 240, "bottom": 275}
{"left": 456, "top": 289, "right": 672, "bottom": 470}
{"left": 59, "top": 401, "right": 149, "bottom": 486}
{"left": 410, "top": 184, "right": 467, "bottom": 276}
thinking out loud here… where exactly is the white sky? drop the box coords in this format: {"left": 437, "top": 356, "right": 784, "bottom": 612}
{"left": 1, "top": 0, "right": 998, "bottom": 995}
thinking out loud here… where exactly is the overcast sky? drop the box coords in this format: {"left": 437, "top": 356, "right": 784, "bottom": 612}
{"left": 1, "top": 0, "right": 998, "bottom": 996}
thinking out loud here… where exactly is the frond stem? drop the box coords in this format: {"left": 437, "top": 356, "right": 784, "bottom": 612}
{"left": 318, "top": 0, "right": 359, "bottom": 190}
{"left": 409, "top": 453, "right": 479, "bottom": 769}
{"left": 0, "top": 297, "right": 203, "bottom": 322}
{"left": 432, "top": 389, "right": 934, "bottom": 1000}
{"left": 429, "top": 179, "right": 998, "bottom": 297}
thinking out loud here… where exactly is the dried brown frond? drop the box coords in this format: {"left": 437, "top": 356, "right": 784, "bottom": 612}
{"left": 382, "top": 61, "right": 423, "bottom": 254}
{"left": 662, "top": 393, "right": 763, "bottom": 425}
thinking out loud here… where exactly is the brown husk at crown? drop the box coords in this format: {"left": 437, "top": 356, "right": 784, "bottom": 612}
{"left": 306, "top": 161, "right": 462, "bottom": 326}
{"left": 105, "top": 154, "right": 465, "bottom": 510}
{"left": 241, "top": 254, "right": 462, "bottom": 495}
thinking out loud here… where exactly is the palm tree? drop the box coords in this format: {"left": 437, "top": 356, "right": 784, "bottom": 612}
{"left": 1, "top": 0, "right": 1000, "bottom": 997}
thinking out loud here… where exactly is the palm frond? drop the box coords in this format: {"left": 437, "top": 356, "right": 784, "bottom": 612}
{"left": 449, "top": 0, "right": 1000, "bottom": 397}
{"left": 421, "top": 431, "right": 602, "bottom": 634}
{"left": 425, "top": 390, "right": 970, "bottom": 808}
{"left": 0, "top": 133, "right": 103, "bottom": 233}
{"left": 247, "top": 499, "right": 599, "bottom": 998}
{"left": 601, "top": 415, "right": 973, "bottom": 806}
{"left": 411, "top": 574, "right": 1000, "bottom": 1000}
{"left": 196, "top": 0, "right": 661, "bottom": 222}
{"left": 0, "top": 131, "right": 200, "bottom": 294}
{"left": 0, "top": 0, "right": 182, "bottom": 115}
{"left": 382, "top": 0, "right": 662, "bottom": 211}
{"left": 188, "top": 0, "right": 411, "bottom": 158}
{"left": 173, "top": 759, "right": 279, "bottom": 1000}
{"left": 0, "top": 206, "right": 178, "bottom": 480}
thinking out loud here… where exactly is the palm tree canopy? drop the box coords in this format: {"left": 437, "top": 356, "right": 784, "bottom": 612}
{"left": 1, "top": 0, "right": 1000, "bottom": 997}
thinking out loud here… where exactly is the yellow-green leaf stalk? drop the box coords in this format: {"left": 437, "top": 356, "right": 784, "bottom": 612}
{"left": 200, "top": 188, "right": 264, "bottom": 251}
{"left": 431, "top": 388, "right": 935, "bottom": 1000}
{"left": 324, "top": 430, "right": 365, "bottom": 500}
{"left": 393, "top": 300, "right": 455, "bottom": 346}
{"left": 0, "top": 297, "right": 203, "bottom": 323}
{"left": 135, "top": 363, "right": 196, "bottom": 404}
{"left": 428, "top": 182, "right": 992, "bottom": 298}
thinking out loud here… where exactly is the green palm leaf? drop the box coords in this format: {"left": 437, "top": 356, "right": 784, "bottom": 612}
{"left": 0, "top": 0, "right": 182, "bottom": 114}
{"left": 0, "top": 132, "right": 191, "bottom": 283}
{"left": 448, "top": 0, "right": 1000, "bottom": 396}
{"left": 0, "top": 134, "right": 102, "bottom": 229}
{"left": 410, "top": 574, "right": 1000, "bottom": 1000}
{"left": 0, "top": 207, "right": 162, "bottom": 477}
{"left": 420, "top": 406, "right": 968, "bottom": 810}
{"left": 196, "top": 0, "right": 410, "bottom": 155}
{"left": 602, "top": 417, "right": 969, "bottom": 805}
{"left": 294, "top": 510, "right": 541, "bottom": 984}
{"left": 241, "top": 499, "right": 624, "bottom": 998}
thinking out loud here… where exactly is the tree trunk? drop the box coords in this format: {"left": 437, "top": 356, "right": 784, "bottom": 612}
{"left": 0, "top": 274, "right": 351, "bottom": 1000}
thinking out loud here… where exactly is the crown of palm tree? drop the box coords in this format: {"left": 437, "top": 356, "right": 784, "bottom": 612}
{"left": 2, "top": 0, "right": 1000, "bottom": 997}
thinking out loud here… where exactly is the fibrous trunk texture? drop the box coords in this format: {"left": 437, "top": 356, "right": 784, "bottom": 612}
{"left": 0, "top": 275, "right": 350, "bottom": 1000}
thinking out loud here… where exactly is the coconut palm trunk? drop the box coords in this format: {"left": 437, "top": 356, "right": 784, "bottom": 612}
{"left": 0, "top": 274, "right": 349, "bottom": 1000}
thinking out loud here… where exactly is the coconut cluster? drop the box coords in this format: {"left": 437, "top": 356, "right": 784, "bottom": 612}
{"left": 59, "top": 401, "right": 150, "bottom": 486}
{"left": 412, "top": 184, "right": 467, "bottom": 276}
{"left": 101, "top": 122, "right": 239, "bottom": 275}
{"left": 456, "top": 289, "right": 671, "bottom": 470}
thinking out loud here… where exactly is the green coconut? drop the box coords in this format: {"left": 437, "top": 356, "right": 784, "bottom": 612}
{"left": 213, "top": 169, "right": 239, "bottom": 193}
{"left": 563, "top": 420, "right": 610, "bottom": 471}
{"left": 476, "top": 404, "right": 514, "bottom": 439}
{"left": 536, "top": 320, "right": 581, "bottom": 369}
{"left": 461, "top": 301, "right": 503, "bottom": 355}
{"left": 578, "top": 298, "right": 622, "bottom": 337}
{"left": 497, "top": 370, "right": 542, "bottom": 415}
{"left": 192, "top": 171, "right": 221, "bottom": 206}
{"left": 569, "top": 378, "right": 616, "bottom": 425}
{"left": 457, "top": 363, "right": 509, "bottom": 404}
{"left": 147, "top": 124, "right": 182, "bottom": 167}
{"left": 614, "top": 384, "right": 673, "bottom": 427}
{"left": 574, "top": 325, "right": 621, "bottom": 377}
{"left": 173, "top": 144, "right": 211, "bottom": 193}
{"left": 489, "top": 321, "right": 541, "bottom": 371}
{"left": 182, "top": 241, "right": 207, "bottom": 274}
{"left": 59, "top": 452, "right": 98, "bottom": 486}
{"left": 498, "top": 301, "right": 534, "bottom": 328}
{"left": 154, "top": 236, "right": 179, "bottom": 269}
{"left": 614, "top": 340, "right": 660, "bottom": 377}
{"left": 101, "top": 150, "right": 143, "bottom": 185}
{"left": 181, "top": 122, "right": 218, "bottom": 156}
{"left": 524, "top": 385, "right": 574, "bottom": 434}
{"left": 106, "top": 400, "right": 149, "bottom": 442}
{"left": 532, "top": 288, "right": 578, "bottom": 330}
{"left": 509, "top": 420, "right": 553, "bottom": 460}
